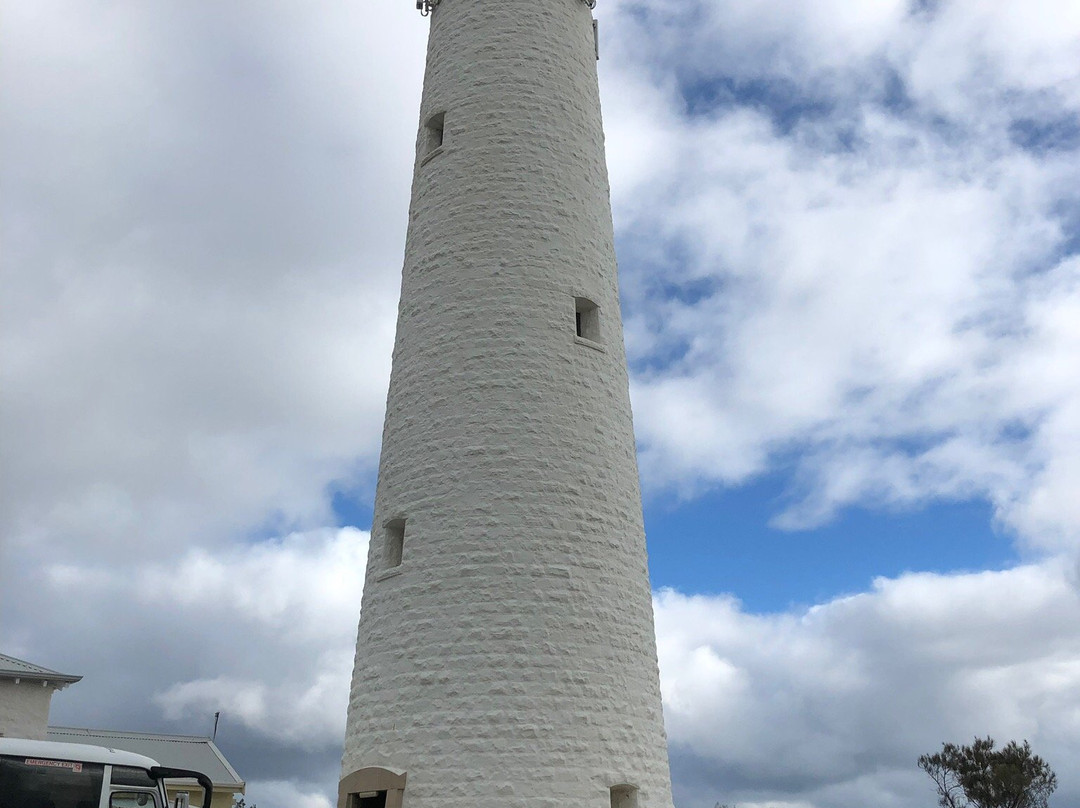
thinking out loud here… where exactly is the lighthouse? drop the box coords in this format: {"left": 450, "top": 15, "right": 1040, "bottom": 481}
{"left": 339, "top": 0, "right": 675, "bottom": 806}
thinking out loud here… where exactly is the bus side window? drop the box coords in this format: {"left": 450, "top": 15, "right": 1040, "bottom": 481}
{"left": 109, "top": 792, "right": 159, "bottom": 808}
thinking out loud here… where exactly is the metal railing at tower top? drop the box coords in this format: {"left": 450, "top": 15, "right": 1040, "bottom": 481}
{"left": 415, "top": 0, "right": 595, "bottom": 17}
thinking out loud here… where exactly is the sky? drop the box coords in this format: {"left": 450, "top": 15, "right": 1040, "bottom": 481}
{"left": 2, "top": 1, "right": 1079, "bottom": 807}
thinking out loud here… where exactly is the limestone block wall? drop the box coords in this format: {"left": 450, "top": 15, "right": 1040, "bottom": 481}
{"left": 341, "top": 0, "right": 674, "bottom": 806}
{"left": 0, "top": 680, "right": 54, "bottom": 740}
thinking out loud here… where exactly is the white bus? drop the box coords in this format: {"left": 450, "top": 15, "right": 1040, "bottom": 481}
{"left": 0, "top": 738, "right": 213, "bottom": 808}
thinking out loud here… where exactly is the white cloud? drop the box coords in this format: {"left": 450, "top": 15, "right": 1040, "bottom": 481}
{"left": 902, "top": 0, "right": 1080, "bottom": 117}
{"left": 155, "top": 661, "right": 351, "bottom": 745}
{"left": 657, "top": 562, "right": 1080, "bottom": 808}
{"left": 245, "top": 779, "right": 335, "bottom": 808}
{"left": 601, "top": 0, "right": 1080, "bottom": 550}
{"left": 46, "top": 526, "right": 369, "bottom": 641}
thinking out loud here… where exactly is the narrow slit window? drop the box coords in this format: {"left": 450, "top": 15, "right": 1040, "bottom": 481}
{"left": 424, "top": 111, "right": 445, "bottom": 154}
{"left": 575, "top": 297, "right": 601, "bottom": 343}
{"left": 384, "top": 519, "right": 405, "bottom": 568}
{"left": 610, "top": 785, "right": 639, "bottom": 808}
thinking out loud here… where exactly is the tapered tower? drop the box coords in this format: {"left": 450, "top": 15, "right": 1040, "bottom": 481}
{"left": 340, "top": 1, "right": 674, "bottom": 806}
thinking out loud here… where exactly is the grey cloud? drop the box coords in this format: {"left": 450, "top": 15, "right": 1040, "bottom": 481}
{"left": 2, "top": 3, "right": 417, "bottom": 805}
{"left": 1, "top": 1, "right": 425, "bottom": 560}
{"left": 18, "top": 528, "right": 367, "bottom": 808}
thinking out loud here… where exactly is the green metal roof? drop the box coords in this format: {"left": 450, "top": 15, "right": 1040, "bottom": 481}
{"left": 47, "top": 727, "right": 244, "bottom": 789}
{"left": 0, "top": 653, "right": 81, "bottom": 685}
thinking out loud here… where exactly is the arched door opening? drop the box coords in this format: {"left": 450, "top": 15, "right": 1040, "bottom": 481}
{"left": 338, "top": 767, "right": 405, "bottom": 808}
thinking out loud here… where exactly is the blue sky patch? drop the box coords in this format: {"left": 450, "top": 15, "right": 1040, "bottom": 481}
{"left": 679, "top": 76, "right": 836, "bottom": 136}
{"left": 332, "top": 485, "right": 375, "bottom": 531}
{"left": 1009, "top": 114, "right": 1080, "bottom": 155}
{"left": 644, "top": 473, "right": 1015, "bottom": 612}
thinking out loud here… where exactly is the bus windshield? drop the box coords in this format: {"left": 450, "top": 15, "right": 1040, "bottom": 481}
{"left": 0, "top": 755, "right": 106, "bottom": 808}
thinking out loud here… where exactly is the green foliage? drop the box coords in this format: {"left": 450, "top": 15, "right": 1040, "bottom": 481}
{"left": 918, "top": 737, "right": 1057, "bottom": 808}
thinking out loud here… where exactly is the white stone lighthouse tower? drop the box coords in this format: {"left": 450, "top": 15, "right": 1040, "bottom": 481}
{"left": 340, "top": 0, "right": 674, "bottom": 806}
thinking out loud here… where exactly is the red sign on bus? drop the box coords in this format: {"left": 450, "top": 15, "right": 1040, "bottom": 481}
{"left": 24, "top": 758, "right": 83, "bottom": 773}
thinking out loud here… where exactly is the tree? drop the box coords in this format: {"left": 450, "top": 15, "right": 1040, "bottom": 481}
{"left": 918, "top": 737, "right": 1057, "bottom": 808}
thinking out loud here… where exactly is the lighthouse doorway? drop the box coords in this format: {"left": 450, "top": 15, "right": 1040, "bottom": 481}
{"left": 337, "top": 767, "right": 405, "bottom": 808}
{"left": 353, "top": 792, "right": 386, "bottom": 808}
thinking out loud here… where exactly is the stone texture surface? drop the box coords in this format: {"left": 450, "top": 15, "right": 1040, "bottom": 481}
{"left": 342, "top": 0, "right": 675, "bottom": 805}
{"left": 0, "top": 681, "right": 53, "bottom": 740}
